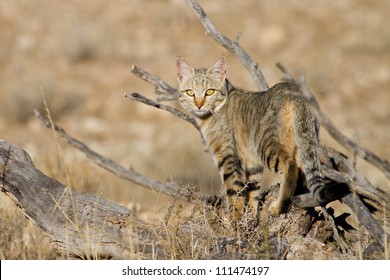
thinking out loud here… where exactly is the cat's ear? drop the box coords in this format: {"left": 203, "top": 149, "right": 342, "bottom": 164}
{"left": 207, "top": 55, "right": 227, "bottom": 82}
{"left": 176, "top": 56, "right": 195, "bottom": 83}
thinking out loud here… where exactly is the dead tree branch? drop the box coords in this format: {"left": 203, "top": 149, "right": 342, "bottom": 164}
{"left": 124, "top": 92, "right": 200, "bottom": 132}
{"left": 131, "top": 65, "right": 178, "bottom": 101}
{"left": 319, "top": 146, "right": 388, "bottom": 207}
{"left": 34, "top": 109, "right": 219, "bottom": 207}
{"left": 185, "top": 0, "right": 269, "bottom": 91}
{"left": 34, "top": 110, "right": 190, "bottom": 201}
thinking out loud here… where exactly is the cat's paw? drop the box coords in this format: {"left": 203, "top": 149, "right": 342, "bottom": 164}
{"left": 269, "top": 201, "right": 283, "bottom": 216}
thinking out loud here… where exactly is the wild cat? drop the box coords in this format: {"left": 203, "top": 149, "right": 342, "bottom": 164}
{"left": 176, "top": 55, "right": 328, "bottom": 220}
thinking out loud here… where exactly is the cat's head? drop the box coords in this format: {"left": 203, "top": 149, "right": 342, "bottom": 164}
{"left": 176, "top": 55, "right": 228, "bottom": 118}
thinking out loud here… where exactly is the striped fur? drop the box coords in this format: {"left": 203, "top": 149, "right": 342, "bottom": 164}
{"left": 177, "top": 55, "right": 326, "bottom": 220}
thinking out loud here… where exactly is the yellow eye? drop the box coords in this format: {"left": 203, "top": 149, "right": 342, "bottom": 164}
{"left": 205, "top": 89, "right": 215, "bottom": 96}
{"left": 185, "top": 90, "right": 195, "bottom": 97}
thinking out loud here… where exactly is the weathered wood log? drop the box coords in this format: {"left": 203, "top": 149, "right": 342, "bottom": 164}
{"left": 0, "top": 139, "right": 163, "bottom": 259}
{"left": 1, "top": 138, "right": 388, "bottom": 259}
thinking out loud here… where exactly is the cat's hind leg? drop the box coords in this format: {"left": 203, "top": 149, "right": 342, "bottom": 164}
{"left": 269, "top": 159, "right": 298, "bottom": 216}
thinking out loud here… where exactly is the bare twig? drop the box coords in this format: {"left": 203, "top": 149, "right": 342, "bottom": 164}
{"left": 342, "top": 193, "right": 387, "bottom": 249}
{"left": 35, "top": 103, "right": 362, "bottom": 215}
{"left": 124, "top": 92, "right": 200, "bottom": 132}
{"left": 185, "top": 0, "right": 269, "bottom": 91}
{"left": 276, "top": 64, "right": 390, "bottom": 246}
{"left": 320, "top": 207, "right": 348, "bottom": 254}
{"left": 131, "top": 65, "right": 178, "bottom": 101}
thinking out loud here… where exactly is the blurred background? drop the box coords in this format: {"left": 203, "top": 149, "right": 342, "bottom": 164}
{"left": 0, "top": 0, "right": 389, "bottom": 258}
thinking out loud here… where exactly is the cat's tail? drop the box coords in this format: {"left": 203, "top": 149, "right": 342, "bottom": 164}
{"left": 293, "top": 101, "right": 330, "bottom": 206}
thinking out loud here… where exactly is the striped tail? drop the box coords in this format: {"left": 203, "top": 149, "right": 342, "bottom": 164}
{"left": 294, "top": 104, "right": 328, "bottom": 205}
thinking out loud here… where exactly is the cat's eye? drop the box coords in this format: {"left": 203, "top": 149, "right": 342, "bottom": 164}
{"left": 185, "top": 90, "right": 195, "bottom": 97}
{"left": 205, "top": 89, "right": 215, "bottom": 96}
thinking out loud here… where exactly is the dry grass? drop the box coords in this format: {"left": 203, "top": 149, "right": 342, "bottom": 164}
{"left": 0, "top": 0, "right": 389, "bottom": 259}
{"left": 0, "top": 196, "right": 58, "bottom": 259}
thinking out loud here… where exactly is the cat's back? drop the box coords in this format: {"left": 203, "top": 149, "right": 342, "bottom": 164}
{"left": 222, "top": 81, "right": 313, "bottom": 152}
{"left": 266, "top": 81, "right": 301, "bottom": 96}
{"left": 227, "top": 81, "right": 301, "bottom": 105}
{"left": 204, "top": 81, "right": 308, "bottom": 139}
{"left": 225, "top": 81, "right": 304, "bottom": 122}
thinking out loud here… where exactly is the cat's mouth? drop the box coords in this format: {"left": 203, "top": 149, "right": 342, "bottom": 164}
{"left": 192, "top": 109, "right": 212, "bottom": 118}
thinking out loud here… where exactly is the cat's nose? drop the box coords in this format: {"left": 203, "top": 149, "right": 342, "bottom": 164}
{"left": 195, "top": 98, "right": 204, "bottom": 109}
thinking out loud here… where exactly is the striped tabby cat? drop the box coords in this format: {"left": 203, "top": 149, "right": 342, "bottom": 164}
{"left": 176, "top": 55, "right": 327, "bottom": 220}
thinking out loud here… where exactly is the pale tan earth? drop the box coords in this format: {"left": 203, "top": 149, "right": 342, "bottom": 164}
{"left": 0, "top": 0, "right": 389, "bottom": 259}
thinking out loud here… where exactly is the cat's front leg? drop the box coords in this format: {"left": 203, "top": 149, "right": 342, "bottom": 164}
{"left": 225, "top": 181, "right": 246, "bottom": 221}
{"left": 217, "top": 155, "right": 247, "bottom": 220}
{"left": 243, "top": 165, "right": 264, "bottom": 217}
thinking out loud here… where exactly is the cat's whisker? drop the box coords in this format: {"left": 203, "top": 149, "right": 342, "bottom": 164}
{"left": 183, "top": 108, "right": 191, "bottom": 115}
{"left": 181, "top": 107, "right": 194, "bottom": 118}
{"left": 209, "top": 109, "right": 220, "bottom": 118}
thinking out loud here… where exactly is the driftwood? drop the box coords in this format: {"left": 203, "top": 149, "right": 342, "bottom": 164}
{"left": 1, "top": 0, "right": 389, "bottom": 259}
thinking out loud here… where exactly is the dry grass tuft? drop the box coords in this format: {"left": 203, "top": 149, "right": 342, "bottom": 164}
{"left": 0, "top": 197, "right": 58, "bottom": 259}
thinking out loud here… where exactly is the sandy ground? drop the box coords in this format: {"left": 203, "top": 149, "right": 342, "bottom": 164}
{"left": 0, "top": 0, "right": 389, "bottom": 258}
